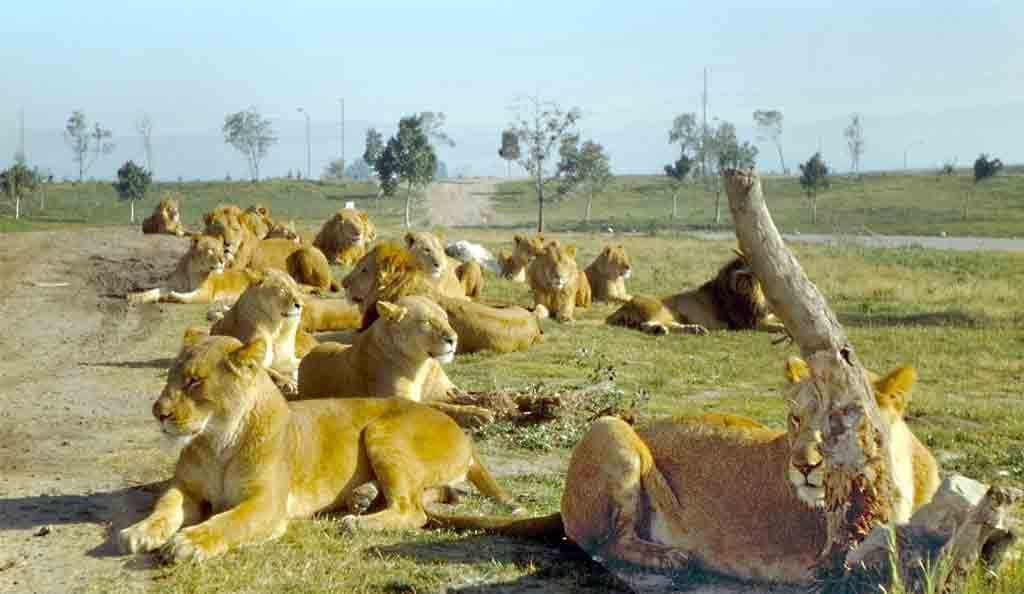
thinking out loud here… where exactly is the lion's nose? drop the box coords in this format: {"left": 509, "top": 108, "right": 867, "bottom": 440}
{"left": 152, "top": 401, "right": 171, "bottom": 422}
{"left": 794, "top": 459, "right": 821, "bottom": 476}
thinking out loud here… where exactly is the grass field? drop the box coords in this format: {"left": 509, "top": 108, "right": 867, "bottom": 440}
{"left": 2, "top": 170, "right": 1024, "bottom": 237}
{"left": 3, "top": 177, "right": 1022, "bottom": 592}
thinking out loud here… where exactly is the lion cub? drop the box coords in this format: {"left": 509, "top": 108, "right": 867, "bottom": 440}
{"left": 120, "top": 334, "right": 514, "bottom": 562}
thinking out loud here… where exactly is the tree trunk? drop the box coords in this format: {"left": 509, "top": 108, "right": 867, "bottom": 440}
{"left": 671, "top": 189, "right": 679, "bottom": 220}
{"left": 130, "top": 200, "right": 136, "bottom": 223}
{"left": 404, "top": 182, "right": 413, "bottom": 228}
{"left": 585, "top": 191, "right": 593, "bottom": 223}
{"left": 775, "top": 141, "right": 786, "bottom": 175}
{"left": 39, "top": 188, "right": 45, "bottom": 212}
{"left": 723, "top": 169, "right": 893, "bottom": 569}
{"left": 811, "top": 194, "right": 818, "bottom": 225}
{"left": 962, "top": 191, "right": 970, "bottom": 221}
{"left": 15, "top": 196, "right": 20, "bottom": 220}
{"left": 713, "top": 189, "right": 722, "bottom": 225}
{"left": 536, "top": 166, "right": 545, "bottom": 233}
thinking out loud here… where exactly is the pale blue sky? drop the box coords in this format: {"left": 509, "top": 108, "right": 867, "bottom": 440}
{"left": 2, "top": 1, "right": 1021, "bottom": 179}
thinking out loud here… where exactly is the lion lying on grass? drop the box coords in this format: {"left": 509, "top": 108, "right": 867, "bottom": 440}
{"left": 127, "top": 235, "right": 260, "bottom": 305}
{"left": 435, "top": 359, "right": 939, "bottom": 585}
{"left": 118, "top": 333, "right": 515, "bottom": 563}
{"left": 141, "top": 195, "right": 188, "bottom": 236}
{"left": 607, "top": 251, "right": 784, "bottom": 335}
{"left": 527, "top": 240, "right": 591, "bottom": 322}
{"left": 313, "top": 207, "right": 376, "bottom": 266}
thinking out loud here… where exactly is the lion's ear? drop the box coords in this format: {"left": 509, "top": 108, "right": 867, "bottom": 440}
{"left": 359, "top": 211, "right": 369, "bottom": 223}
{"left": 784, "top": 357, "right": 810, "bottom": 384}
{"left": 182, "top": 325, "right": 207, "bottom": 347}
{"left": 258, "top": 206, "right": 269, "bottom": 216}
{"left": 228, "top": 338, "right": 269, "bottom": 375}
{"left": 565, "top": 245, "right": 578, "bottom": 258}
{"left": 873, "top": 366, "right": 916, "bottom": 413}
{"left": 514, "top": 235, "right": 523, "bottom": 245}
{"left": 376, "top": 300, "right": 408, "bottom": 323}
{"left": 190, "top": 235, "right": 200, "bottom": 248}
{"left": 203, "top": 213, "right": 213, "bottom": 226}
{"left": 404, "top": 233, "right": 415, "bottom": 247}
{"left": 602, "top": 246, "right": 611, "bottom": 255}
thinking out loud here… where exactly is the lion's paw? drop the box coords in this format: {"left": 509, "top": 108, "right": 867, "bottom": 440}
{"left": 345, "top": 482, "right": 380, "bottom": 514}
{"left": 119, "top": 519, "right": 173, "bottom": 554}
{"left": 678, "top": 324, "right": 709, "bottom": 336}
{"left": 339, "top": 515, "right": 361, "bottom": 533}
{"left": 161, "top": 525, "right": 225, "bottom": 564}
{"left": 449, "top": 406, "right": 495, "bottom": 429}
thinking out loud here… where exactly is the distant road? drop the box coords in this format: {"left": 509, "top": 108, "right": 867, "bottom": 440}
{"left": 693, "top": 231, "right": 1024, "bottom": 253}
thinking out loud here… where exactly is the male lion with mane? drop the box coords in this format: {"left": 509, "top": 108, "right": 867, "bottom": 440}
{"left": 119, "top": 333, "right": 515, "bottom": 563}
{"left": 313, "top": 207, "right": 376, "bottom": 266}
{"left": 141, "top": 195, "right": 188, "bottom": 236}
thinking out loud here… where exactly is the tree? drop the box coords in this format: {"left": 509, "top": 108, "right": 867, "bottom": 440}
{"left": 498, "top": 129, "right": 520, "bottom": 177}
{"left": 704, "top": 121, "right": 757, "bottom": 224}
{"left": 668, "top": 113, "right": 701, "bottom": 161}
{"left": 323, "top": 159, "right": 346, "bottom": 180}
{"left": 64, "top": 110, "right": 115, "bottom": 182}
{"left": 136, "top": 114, "right": 154, "bottom": 176}
{"left": 363, "top": 128, "right": 384, "bottom": 168}
{"left": 509, "top": 95, "right": 581, "bottom": 232}
{"left": 557, "top": 137, "right": 612, "bottom": 223}
{"left": 377, "top": 115, "right": 437, "bottom": 228}
{"left": 664, "top": 155, "right": 693, "bottom": 220}
{"left": 222, "top": 108, "right": 276, "bottom": 182}
{"left": 753, "top": 109, "right": 786, "bottom": 174}
{"left": 798, "top": 152, "right": 830, "bottom": 224}
{"left": 345, "top": 159, "right": 371, "bottom": 180}
{"left": 965, "top": 153, "right": 1005, "bottom": 220}
{"left": 843, "top": 114, "right": 865, "bottom": 174}
{"left": 112, "top": 160, "right": 152, "bottom": 223}
{"left": 418, "top": 112, "right": 455, "bottom": 148}
{"left": 0, "top": 162, "right": 38, "bottom": 220}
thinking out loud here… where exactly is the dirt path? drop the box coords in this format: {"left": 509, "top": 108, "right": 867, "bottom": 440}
{"left": 0, "top": 228, "right": 191, "bottom": 593}
{"left": 423, "top": 177, "right": 500, "bottom": 227}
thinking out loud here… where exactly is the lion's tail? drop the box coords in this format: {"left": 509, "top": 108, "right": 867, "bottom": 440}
{"left": 427, "top": 510, "right": 566, "bottom": 543}
{"left": 466, "top": 449, "right": 517, "bottom": 509}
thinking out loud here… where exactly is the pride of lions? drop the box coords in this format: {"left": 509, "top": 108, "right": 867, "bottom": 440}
{"left": 120, "top": 195, "right": 984, "bottom": 589}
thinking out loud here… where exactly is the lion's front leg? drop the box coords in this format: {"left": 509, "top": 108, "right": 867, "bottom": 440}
{"left": 165, "top": 289, "right": 205, "bottom": 304}
{"left": 119, "top": 483, "right": 202, "bottom": 554}
{"left": 163, "top": 489, "right": 287, "bottom": 563}
{"left": 127, "top": 288, "right": 165, "bottom": 304}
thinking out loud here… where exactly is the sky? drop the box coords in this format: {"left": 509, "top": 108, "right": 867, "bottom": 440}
{"left": 1, "top": 1, "right": 1022, "bottom": 180}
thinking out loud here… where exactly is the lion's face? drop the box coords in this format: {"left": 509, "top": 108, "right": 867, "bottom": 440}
{"left": 188, "top": 236, "right": 229, "bottom": 275}
{"left": 722, "top": 258, "right": 765, "bottom": 303}
{"left": 532, "top": 241, "right": 579, "bottom": 291}
{"left": 159, "top": 198, "right": 181, "bottom": 224}
{"left": 246, "top": 270, "right": 304, "bottom": 323}
{"left": 376, "top": 296, "right": 458, "bottom": 364}
{"left": 152, "top": 335, "right": 266, "bottom": 443}
{"left": 782, "top": 368, "right": 827, "bottom": 509}
{"left": 405, "top": 231, "right": 447, "bottom": 279}
{"left": 512, "top": 234, "right": 546, "bottom": 263}
{"left": 342, "top": 242, "right": 411, "bottom": 306}
{"left": 597, "top": 245, "right": 632, "bottom": 280}
{"left": 329, "top": 209, "right": 374, "bottom": 246}
{"left": 204, "top": 206, "right": 247, "bottom": 261}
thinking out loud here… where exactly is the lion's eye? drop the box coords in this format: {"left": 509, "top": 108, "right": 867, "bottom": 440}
{"left": 790, "top": 416, "right": 802, "bottom": 429}
{"left": 183, "top": 377, "right": 202, "bottom": 391}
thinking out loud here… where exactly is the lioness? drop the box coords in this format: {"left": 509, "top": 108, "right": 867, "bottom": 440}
{"left": 435, "top": 359, "right": 939, "bottom": 584}
{"left": 497, "top": 234, "right": 545, "bottom": 282}
{"left": 527, "top": 240, "right": 591, "bottom": 322}
{"left": 118, "top": 333, "right": 514, "bottom": 563}
{"left": 404, "top": 231, "right": 469, "bottom": 299}
{"left": 313, "top": 208, "right": 376, "bottom": 266}
{"left": 127, "top": 235, "right": 260, "bottom": 305}
{"left": 142, "top": 195, "right": 188, "bottom": 236}
{"left": 584, "top": 244, "right": 632, "bottom": 303}
{"left": 607, "top": 252, "right": 784, "bottom": 335}
{"left": 246, "top": 239, "right": 338, "bottom": 293}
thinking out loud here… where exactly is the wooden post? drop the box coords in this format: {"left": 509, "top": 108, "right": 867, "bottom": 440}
{"left": 723, "top": 168, "right": 894, "bottom": 568}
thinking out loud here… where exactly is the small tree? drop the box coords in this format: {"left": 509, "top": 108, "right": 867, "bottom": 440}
{"left": 557, "top": 137, "right": 612, "bottom": 223}
{"left": 377, "top": 115, "right": 437, "bottom": 228}
{"left": 1, "top": 163, "right": 38, "bottom": 220}
{"left": 753, "top": 109, "right": 786, "bottom": 174}
{"left": 706, "top": 121, "right": 757, "bottom": 224}
{"left": 798, "top": 152, "right": 830, "bottom": 224}
{"left": 498, "top": 129, "right": 520, "bottom": 177}
{"left": 323, "top": 159, "right": 346, "bottom": 180}
{"left": 668, "top": 113, "right": 701, "bottom": 163}
{"left": 973, "top": 153, "right": 1003, "bottom": 182}
{"left": 664, "top": 155, "right": 693, "bottom": 220}
{"left": 64, "top": 110, "right": 114, "bottom": 182}
{"left": 113, "top": 160, "right": 152, "bottom": 223}
{"left": 843, "top": 114, "right": 865, "bottom": 174}
{"left": 363, "top": 128, "right": 384, "bottom": 168}
{"left": 509, "top": 95, "right": 581, "bottom": 232}
{"left": 222, "top": 108, "right": 276, "bottom": 182}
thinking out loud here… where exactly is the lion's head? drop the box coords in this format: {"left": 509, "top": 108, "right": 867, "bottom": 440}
{"left": 159, "top": 196, "right": 181, "bottom": 224}
{"left": 512, "top": 234, "right": 545, "bottom": 264}
{"left": 706, "top": 253, "right": 770, "bottom": 330}
{"left": 203, "top": 205, "right": 248, "bottom": 261}
{"left": 782, "top": 357, "right": 917, "bottom": 510}
{"left": 186, "top": 235, "right": 229, "bottom": 276}
{"left": 405, "top": 231, "right": 448, "bottom": 279}
{"left": 341, "top": 241, "right": 417, "bottom": 307}
{"left": 373, "top": 296, "right": 458, "bottom": 364}
{"left": 528, "top": 241, "right": 580, "bottom": 292}
{"left": 266, "top": 219, "right": 300, "bottom": 242}
{"left": 591, "top": 244, "right": 632, "bottom": 281}
{"left": 153, "top": 334, "right": 269, "bottom": 444}
{"left": 236, "top": 269, "right": 304, "bottom": 326}
{"left": 320, "top": 208, "right": 374, "bottom": 245}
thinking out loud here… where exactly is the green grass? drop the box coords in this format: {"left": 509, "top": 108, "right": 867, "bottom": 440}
{"left": 55, "top": 199, "right": 1024, "bottom": 591}
{"left": 492, "top": 172, "right": 1024, "bottom": 237}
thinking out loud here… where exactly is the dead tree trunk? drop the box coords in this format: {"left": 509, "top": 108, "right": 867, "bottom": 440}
{"left": 723, "top": 168, "right": 894, "bottom": 569}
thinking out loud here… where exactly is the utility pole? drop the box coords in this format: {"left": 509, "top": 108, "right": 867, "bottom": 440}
{"left": 701, "top": 68, "right": 708, "bottom": 178}
{"left": 339, "top": 98, "right": 345, "bottom": 169}
{"left": 297, "top": 107, "right": 311, "bottom": 179}
{"left": 16, "top": 108, "right": 25, "bottom": 164}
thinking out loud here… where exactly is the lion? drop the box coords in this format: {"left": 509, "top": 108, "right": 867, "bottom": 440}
{"left": 142, "top": 195, "right": 188, "bottom": 236}
{"left": 118, "top": 333, "right": 515, "bottom": 563}
{"left": 404, "top": 231, "right": 468, "bottom": 298}
{"left": 265, "top": 219, "right": 300, "bottom": 242}
{"left": 245, "top": 239, "right": 338, "bottom": 293}
{"left": 584, "top": 244, "right": 632, "bottom": 303}
{"left": 497, "top": 234, "right": 545, "bottom": 282}
{"left": 313, "top": 208, "right": 376, "bottom": 266}
{"left": 127, "top": 235, "right": 261, "bottom": 305}
{"left": 432, "top": 359, "right": 939, "bottom": 585}
{"left": 296, "top": 296, "right": 496, "bottom": 427}
{"left": 526, "top": 240, "right": 591, "bottom": 322}
{"left": 203, "top": 205, "right": 250, "bottom": 267}
{"left": 345, "top": 242, "right": 545, "bottom": 355}
{"left": 300, "top": 295, "right": 362, "bottom": 334}
{"left": 606, "top": 252, "right": 784, "bottom": 335}
{"left": 241, "top": 204, "right": 274, "bottom": 240}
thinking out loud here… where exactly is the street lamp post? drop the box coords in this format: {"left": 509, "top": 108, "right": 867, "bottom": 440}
{"left": 297, "top": 107, "right": 311, "bottom": 179}
{"left": 904, "top": 140, "right": 923, "bottom": 171}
